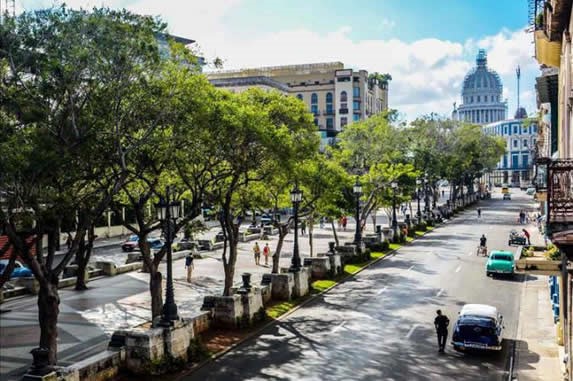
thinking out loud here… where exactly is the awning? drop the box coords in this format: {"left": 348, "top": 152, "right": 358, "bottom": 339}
{"left": 536, "top": 71, "right": 559, "bottom": 104}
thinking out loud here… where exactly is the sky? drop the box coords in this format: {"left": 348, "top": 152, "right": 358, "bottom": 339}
{"left": 16, "top": 0, "right": 540, "bottom": 122}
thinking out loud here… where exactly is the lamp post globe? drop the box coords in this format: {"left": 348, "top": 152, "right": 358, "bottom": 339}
{"left": 156, "top": 186, "right": 180, "bottom": 326}
{"left": 391, "top": 181, "right": 398, "bottom": 231}
{"left": 289, "top": 184, "right": 303, "bottom": 272}
{"left": 353, "top": 177, "right": 363, "bottom": 247}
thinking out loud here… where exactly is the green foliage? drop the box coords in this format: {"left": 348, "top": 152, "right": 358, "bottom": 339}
{"left": 544, "top": 244, "right": 561, "bottom": 260}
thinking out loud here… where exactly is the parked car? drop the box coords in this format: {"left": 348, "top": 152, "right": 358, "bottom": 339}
{"left": 452, "top": 304, "right": 504, "bottom": 352}
{"left": 0, "top": 259, "right": 33, "bottom": 278}
{"left": 121, "top": 235, "right": 164, "bottom": 252}
{"left": 260, "top": 214, "right": 273, "bottom": 226}
{"left": 526, "top": 187, "right": 536, "bottom": 196}
{"left": 172, "top": 238, "right": 198, "bottom": 252}
{"left": 503, "top": 193, "right": 511, "bottom": 200}
{"left": 486, "top": 250, "right": 515, "bottom": 277}
{"left": 508, "top": 230, "right": 526, "bottom": 246}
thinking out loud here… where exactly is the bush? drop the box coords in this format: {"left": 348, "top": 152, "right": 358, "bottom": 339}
{"left": 366, "top": 240, "right": 389, "bottom": 252}
{"left": 407, "top": 229, "right": 416, "bottom": 237}
{"left": 417, "top": 222, "right": 427, "bottom": 232}
{"left": 545, "top": 244, "right": 561, "bottom": 260}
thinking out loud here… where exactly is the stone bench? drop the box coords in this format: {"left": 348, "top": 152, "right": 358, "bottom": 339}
{"left": 303, "top": 257, "right": 331, "bottom": 279}
{"left": 239, "top": 233, "right": 260, "bottom": 242}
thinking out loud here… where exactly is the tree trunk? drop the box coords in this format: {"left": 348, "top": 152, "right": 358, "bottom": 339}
{"left": 222, "top": 239, "right": 239, "bottom": 296}
{"left": 75, "top": 226, "right": 95, "bottom": 290}
{"left": 371, "top": 212, "right": 377, "bottom": 232}
{"left": 308, "top": 220, "right": 314, "bottom": 257}
{"left": 330, "top": 220, "right": 339, "bottom": 247}
{"left": 38, "top": 280, "right": 60, "bottom": 365}
{"left": 149, "top": 269, "right": 163, "bottom": 321}
{"left": 272, "top": 225, "right": 288, "bottom": 274}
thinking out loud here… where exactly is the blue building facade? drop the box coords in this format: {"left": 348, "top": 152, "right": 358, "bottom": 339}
{"left": 483, "top": 119, "right": 537, "bottom": 187}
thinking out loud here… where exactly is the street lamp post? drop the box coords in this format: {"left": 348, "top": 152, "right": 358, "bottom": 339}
{"left": 353, "top": 177, "right": 363, "bottom": 246}
{"left": 156, "top": 186, "right": 181, "bottom": 326}
{"left": 391, "top": 181, "right": 398, "bottom": 231}
{"left": 416, "top": 179, "right": 422, "bottom": 221}
{"left": 424, "top": 175, "right": 430, "bottom": 218}
{"left": 289, "top": 184, "right": 303, "bottom": 272}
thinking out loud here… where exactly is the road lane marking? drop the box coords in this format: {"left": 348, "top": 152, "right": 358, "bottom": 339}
{"left": 406, "top": 265, "right": 415, "bottom": 272}
{"left": 436, "top": 288, "right": 444, "bottom": 297}
{"left": 331, "top": 321, "right": 346, "bottom": 333}
{"left": 405, "top": 324, "right": 419, "bottom": 339}
{"left": 455, "top": 265, "right": 462, "bottom": 273}
{"left": 376, "top": 286, "right": 388, "bottom": 295}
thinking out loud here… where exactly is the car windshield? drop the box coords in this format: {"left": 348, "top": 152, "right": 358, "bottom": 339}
{"left": 491, "top": 254, "right": 512, "bottom": 261}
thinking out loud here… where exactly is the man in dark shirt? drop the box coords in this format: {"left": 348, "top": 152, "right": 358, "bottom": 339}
{"left": 434, "top": 309, "right": 450, "bottom": 353}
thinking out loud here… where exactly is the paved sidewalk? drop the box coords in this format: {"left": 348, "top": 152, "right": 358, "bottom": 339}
{"left": 514, "top": 217, "right": 563, "bottom": 380}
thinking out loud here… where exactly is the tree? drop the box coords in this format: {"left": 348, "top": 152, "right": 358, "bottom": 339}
{"left": 205, "top": 88, "right": 318, "bottom": 295}
{"left": 333, "top": 112, "right": 414, "bottom": 229}
{"left": 0, "top": 6, "right": 174, "bottom": 366}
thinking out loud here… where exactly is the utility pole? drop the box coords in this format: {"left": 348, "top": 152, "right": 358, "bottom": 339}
{"left": 516, "top": 65, "right": 521, "bottom": 113}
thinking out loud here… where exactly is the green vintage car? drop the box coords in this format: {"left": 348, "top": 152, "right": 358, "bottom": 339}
{"left": 486, "top": 250, "right": 515, "bottom": 277}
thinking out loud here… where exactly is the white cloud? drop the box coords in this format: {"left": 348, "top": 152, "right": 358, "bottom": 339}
{"left": 16, "top": 0, "right": 539, "bottom": 121}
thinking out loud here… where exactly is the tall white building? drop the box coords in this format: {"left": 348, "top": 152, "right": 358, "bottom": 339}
{"left": 452, "top": 50, "right": 507, "bottom": 124}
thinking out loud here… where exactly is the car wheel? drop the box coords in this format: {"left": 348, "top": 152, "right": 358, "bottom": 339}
{"left": 453, "top": 345, "right": 462, "bottom": 352}
{"left": 486, "top": 272, "right": 491, "bottom": 277}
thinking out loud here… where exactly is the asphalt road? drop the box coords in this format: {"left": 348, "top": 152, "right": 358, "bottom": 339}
{"left": 182, "top": 191, "right": 531, "bottom": 381}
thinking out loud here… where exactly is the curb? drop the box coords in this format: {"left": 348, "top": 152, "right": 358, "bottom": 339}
{"left": 177, "top": 219, "right": 446, "bottom": 380}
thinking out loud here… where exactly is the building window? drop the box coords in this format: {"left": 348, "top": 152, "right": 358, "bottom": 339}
{"left": 533, "top": 125, "right": 537, "bottom": 133}
{"left": 297, "top": 94, "right": 303, "bottom": 100}
{"left": 353, "top": 87, "right": 360, "bottom": 97}
{"left": 503, "top": 155, "right": 507, "bottom": 168}
{"left": 337, "top": 76, "right": 350, "bottom": 82}
{"left": 326, "top": 118, "right": 334, "bottom": 130}
{"left": 523, "top": 154, "right": 529, "bottom": 168}
{"left": 311, "top": 93, "right": 318, "bottom": 105}
{"left": 484, "top": 95, "right": 488, "bottom": 102}
{"left": 523, "top": 139, "right": 528, "bottom": 148}
{"left": 353, "top": 101, "right": 360, "bottom": 110}
{"left": 471, "top": 96, "right": 474, "bottom": 103}
{"left": 512, "top": 155, "right": 519, "bottom": 169}
{"left": 513, "top": 125, "right": 517, "bottom": 134}
{"left": 311, "top": 105, "right": 318, "bottom": 115}
{"left": 341, "top": 117, "right": 348, "bottom": 127}
{"left": 477, "top": 95, "right": 481, "bottom": 102}
{"left": 513, "top": 140, "right": 518, "bottom": 148}
{"left": 353, "top": 114, "right": 360, "bottom": 122}
{"left": 326, "top": 92, "right": 333, "bottom": 114}
{"left": 533, "top": 138, "right": 537, "bottom": 145}
{"left": 340, "top": 91, "right": 347, "bottom": 102}
{"left": 314, "top": 118, "right": 318, "bottom": 126}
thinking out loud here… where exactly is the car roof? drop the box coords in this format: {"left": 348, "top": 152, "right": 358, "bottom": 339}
{"left": 490, "top": 250, "right": 513, "bottom": 257}
{"left": 460, "top": 304, "right": 498, "bottom": 320}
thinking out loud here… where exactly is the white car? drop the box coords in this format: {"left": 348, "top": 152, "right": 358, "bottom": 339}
{"left": 526, "top": 187, "right": 536, "bottom": 196}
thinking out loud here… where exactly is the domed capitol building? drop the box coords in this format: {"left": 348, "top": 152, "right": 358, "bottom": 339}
{"left": 452, "top": 50, "right": 507, "bottom": 124}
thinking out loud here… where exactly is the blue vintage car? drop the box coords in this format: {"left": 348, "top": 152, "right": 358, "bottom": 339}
{"left": 0, "top": 259, "right": 33, "bottom": 278}
{"left": 452, "top": 304, "right": 503, "bottom": 352}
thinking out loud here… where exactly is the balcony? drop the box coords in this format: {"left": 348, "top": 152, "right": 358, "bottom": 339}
{"left": 323, "top": 109, "right": 335, "bottom": 116}
{"left": 353, "top": 109, "right": 361, "bottom": 114}
{"left": 534, "top": 30, "right": 562, "bottom": 67}
{"left": 339, "top": 108, "right": 348, "bottom": 114}
{"left": 312, "top": 110, "right": 321, "bottom": 116}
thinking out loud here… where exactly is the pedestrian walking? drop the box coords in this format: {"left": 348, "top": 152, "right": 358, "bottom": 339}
{"left": 319, "top": 217, "right": 325, "bottom": 229}
{"left": 442, "top": 190, "right": 445, "bottom": 197}
{"left": 65, "top": 233, "right": 73, "bottom": 250}
{"left": 300, "top": 220, "right": 306, "bottom": 236}
{"left": 519, "top": 210, "right": 526, "bottom": 224}
{"left": 342, "top": 216, "right": 347, "bottom": 231}
{"left": 263, "top": 243, "right": 270, "bottom": 266}
{"left": 522, "top": 228, "right": 531, "bottom": 246}
{"left": 477, "top": 208, "right": 481, "bottom": 218}
{"left": 253, "top": 242, "right": 261, "bottom": 265}
{"left": 185, "top": 253, "right": 194, "bottom": 283}
{"left": 337, "top": 216, "right": 343, "bottom": 230}
{"left": 434, "top": 309, "right": 450, "bottom": 353}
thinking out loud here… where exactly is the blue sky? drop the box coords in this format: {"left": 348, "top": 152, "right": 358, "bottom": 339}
{"left": 18, "top": 0, "right": 539, "bottom": 121}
